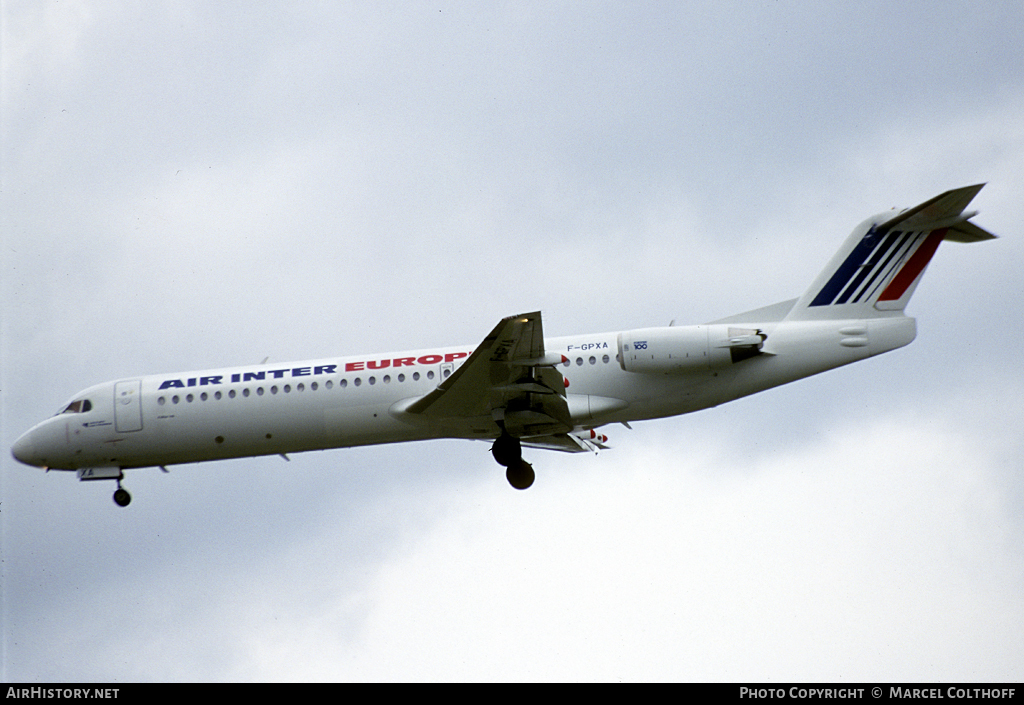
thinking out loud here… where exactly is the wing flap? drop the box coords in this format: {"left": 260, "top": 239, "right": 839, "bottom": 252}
{"left": 522, "top": 431, "right": 610, "bottom": 454}
{"left": 522, "top": 434, "right": 592, "bottom": 453}
{"left": 403, "top": 311, "right": 572, "bottom": 438}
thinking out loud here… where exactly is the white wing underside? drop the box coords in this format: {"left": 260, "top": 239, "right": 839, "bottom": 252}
{"left": 403, "top": 312, "right": 596, "bottom": 451}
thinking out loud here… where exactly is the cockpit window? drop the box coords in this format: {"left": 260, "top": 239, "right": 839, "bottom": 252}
{"left": 60, "top": 399, "right": 92, "bottom": 414}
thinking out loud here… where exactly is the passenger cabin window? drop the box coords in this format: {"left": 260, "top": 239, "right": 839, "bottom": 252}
{"left": 60, "top": 399, "right": 92, "bottom": 414}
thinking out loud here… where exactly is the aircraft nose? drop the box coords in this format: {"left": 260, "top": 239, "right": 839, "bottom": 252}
{"left": 11, "top": 431, "right": 42, "bottom": 468}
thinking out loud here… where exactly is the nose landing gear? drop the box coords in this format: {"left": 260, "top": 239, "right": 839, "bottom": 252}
{"left": 113, "top": 480, "right": 131, "bottom": 507}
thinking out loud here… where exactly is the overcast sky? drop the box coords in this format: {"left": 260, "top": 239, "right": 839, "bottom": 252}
{"left": 2, "top": 1, "right": 1022, "bottom": 682}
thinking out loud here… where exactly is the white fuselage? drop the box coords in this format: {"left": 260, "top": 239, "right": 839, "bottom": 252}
{"left": 12, "top": 185, "right": 997, "bottom": 501}
{"left": 11, "top": 315, "right": 916, "bottom": 473}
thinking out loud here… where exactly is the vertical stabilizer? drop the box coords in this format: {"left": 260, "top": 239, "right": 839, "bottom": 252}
{"left": 785, "top": 185, "right": 996, "bottom": 321}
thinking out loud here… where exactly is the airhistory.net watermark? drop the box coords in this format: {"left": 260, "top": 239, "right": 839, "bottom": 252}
{"left": 6, "top": 689, "right": 118, "bottom": 699}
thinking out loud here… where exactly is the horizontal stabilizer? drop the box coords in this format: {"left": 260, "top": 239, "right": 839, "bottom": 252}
{"left": 876, "top": 184, "right": 986, "bottom": 233}
{"left": 943, "top": 218, "right": 998, "bottom": 243}
{"left": 876, "top": 183, "right": 996, "bottom": 243}
{"left": 786, "top": 184, "right": 996, "bottom": 320}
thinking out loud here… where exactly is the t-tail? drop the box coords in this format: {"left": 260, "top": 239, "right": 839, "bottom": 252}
{"left": 785, "top": 184, "right": 997, "bottom": 322}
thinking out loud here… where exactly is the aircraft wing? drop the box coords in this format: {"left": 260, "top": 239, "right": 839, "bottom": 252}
{"left": 405, "top": 311, "right": 573, "bottom": 438}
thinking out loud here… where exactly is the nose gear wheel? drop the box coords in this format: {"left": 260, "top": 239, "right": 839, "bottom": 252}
{"left": 113, "top": 478, "right": 131, "bottom": 507}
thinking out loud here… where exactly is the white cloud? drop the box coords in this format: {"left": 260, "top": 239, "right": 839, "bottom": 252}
{"left": 19, "top": 391, "right": 1012, "bottom": 682}
{"left": 313, "top": 406, "right": 1020, "bottom": 681}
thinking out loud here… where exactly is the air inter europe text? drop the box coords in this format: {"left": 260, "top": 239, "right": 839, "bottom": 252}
{"left": 158, "top": 352, "right": 470, "bottom": 390}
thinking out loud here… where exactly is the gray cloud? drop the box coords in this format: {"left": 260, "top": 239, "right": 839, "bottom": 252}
{"left": 3, "top": 0, "right": 1022, "bottom": 681}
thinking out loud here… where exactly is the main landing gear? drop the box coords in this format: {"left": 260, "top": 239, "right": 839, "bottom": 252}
{"left": 491, "top": 433, "right": 535, "bottom": 490}
{"left": 505, "top": 460, "right": 535, "bottom": 491}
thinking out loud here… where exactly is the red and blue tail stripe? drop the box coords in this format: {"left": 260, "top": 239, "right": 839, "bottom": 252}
{"left": 809, "top": 228, "right": 942, "bottom": 308}
{"left": 876, "top": 230, "right": 945, "bottom": 303}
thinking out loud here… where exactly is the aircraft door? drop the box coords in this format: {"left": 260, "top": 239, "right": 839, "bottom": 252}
{"left": 440, "top": 362, "right": 455, "bottom": 384}
{"left": 114, "top": 380, "right": 143, "bottom": 432}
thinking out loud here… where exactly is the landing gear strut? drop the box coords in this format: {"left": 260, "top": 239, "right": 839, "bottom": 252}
{"left": 492, "top": 433, "right": 535, "bottom": 490}
{"left": 113, "top": 480, "right": 131, "bottom": 507}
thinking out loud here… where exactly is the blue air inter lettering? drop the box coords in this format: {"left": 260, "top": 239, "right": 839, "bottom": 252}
{"left": 158, "top": 365, "right": 338, "bottom": 390}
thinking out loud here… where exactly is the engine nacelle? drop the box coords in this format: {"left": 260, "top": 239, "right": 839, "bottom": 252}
{"left": 617, "top": 324, "right": 765, "bottom": 374}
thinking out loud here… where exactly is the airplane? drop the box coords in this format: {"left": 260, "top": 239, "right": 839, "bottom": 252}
{"left": 11, "top": 185, "right": 997, "bottom": 506}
